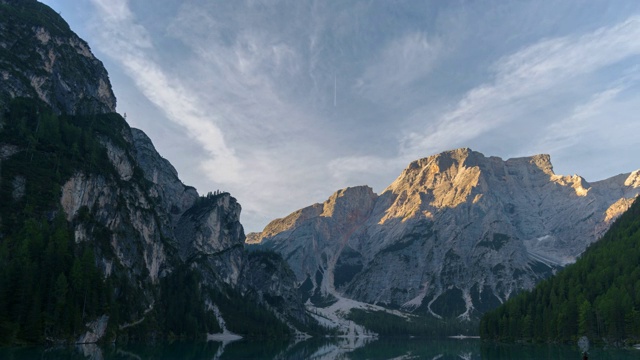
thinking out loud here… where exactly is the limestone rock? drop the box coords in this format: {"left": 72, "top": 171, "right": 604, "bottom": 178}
{"left": 251, "top": 148, "right": 640, "bottom": 319}
{"left": 0, "top": 0, "right": 116, "bottom": 114}
{"left": 0, "top": 0, "right": 315, "bottom": 342}
{"left": 176, "top": 193, "right": 245, "bottom": 285}
{"left": 238, "top": 251, "right": 311, "bottom": 328}
{"left": 76, "top": 315, "right": 109, "bottom": 344}
{"left": 131, "top": 128, "right": 198, "bottom": 225}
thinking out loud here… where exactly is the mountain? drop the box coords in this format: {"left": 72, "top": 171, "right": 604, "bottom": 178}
{"left": 0, "top": 0, "right": 316, "bottom": 344}
{"left": 480, "top": 197, "right": 640, "bottom": 344}
{"left": 248, "top": 148, "right": 640, "bottom": 320}
{"left": 0, "top": 0, "right": 116, "bottom": 115}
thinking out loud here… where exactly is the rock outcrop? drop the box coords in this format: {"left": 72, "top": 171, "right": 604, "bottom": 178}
{"left": 176, "top": 193, "right": 246, "bottom": 285}
{"left": 0, "top": 0, "right": 314, "bottom": 343}
{"left": 250, "top": 148, "right": 640, "bottom": 319}
{"left": 0, "top": 0, "right": 116, "bottom": 114}
{"left": 131, "top": 129, "right": 199, "bottom": 225}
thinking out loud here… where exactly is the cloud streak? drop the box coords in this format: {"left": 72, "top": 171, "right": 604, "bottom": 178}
{"left": 538, "top": 86, "right": 624, "bottom": 153}
{"left": 87, "top": 0, "right": 350, "bottom": 229}
{"left": 66, "top": 0, "right": 640, "bottom": 231}
{"left": 402, "top": 16, "right": 640, "bottom": 159}
{"left": 355, "top": 31, "right": 441, "bottom": 103}
{"left": 88, "top": 0, "right": 241, "bottom": 183}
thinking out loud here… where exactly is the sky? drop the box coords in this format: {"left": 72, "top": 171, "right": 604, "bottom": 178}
{"left": 40, "top": 0, "right": 640, "bottom": 232}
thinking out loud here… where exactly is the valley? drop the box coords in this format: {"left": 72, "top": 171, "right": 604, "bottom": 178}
{"left": 1, "top": 0, "right": 640, "bottom": 352}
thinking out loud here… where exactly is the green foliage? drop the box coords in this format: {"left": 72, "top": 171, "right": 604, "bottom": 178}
{"left": 345, "top": 309, "right": 477, "bottom": 337}
{"left": 158, "top": 267, "right": 221, "bottom": 340}
{"left": 480, "top": 198, "right": 640, "bottom": 345}
{"left": 428, "top": 288, "right": 467, "bottom": 318}
{"left": 0, "top": 214, "right": 110, "bottom": 344}
{"left": 209, "top": 284, "right": 292, "bottom": 339}
{"left": 188, "top": 191, "right": 229, "bottom": 216}
{"left": 0, "top": 98, "right": 304, "bottom": 344}
{"left": 0, "top": 1, "right": 71, "bottom": 38}
{"left": 0, "top": 98, "right": 126, "bottom": 219}
{"left": 0, "top": 98, "right": 135, "bottom": 344}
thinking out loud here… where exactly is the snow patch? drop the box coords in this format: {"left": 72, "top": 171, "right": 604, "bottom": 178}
{"left": 449, "top": 335, "right": 481, "bottom": 339}
{"left": 536, "top": 235, "right": 551, "bottom": 242}
{"left": 426, "top": 290, "right": 444, "bottom": 319}
{"left": 527, "top": 249, "right": 566, "bottom": 267}
{"left": 456, "top": 290, "right": 474, "bottom": 321}
{"left": 76, "top": 315, "right": 109, "bottom": 344}
{"left": 206, "top": 302, "right": 243, "bottom": 344}
{"left": 401, "top": 281, "right": 429, "bottom": 311}
{"left": 307, "top": 292, "right": 414, "bottom": 338}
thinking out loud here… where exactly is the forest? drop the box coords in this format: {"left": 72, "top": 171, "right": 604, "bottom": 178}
{"left": 480, "top": 197, "right": 640, "bottom": 344}
{"left": 0, "top": 98, "right": 294, "bottom": 344}
{"left": 0, "top": 98, "right": 124, "bottom": 344}
{"left": 346, "top": 309, "right": 476, "bottom": 337}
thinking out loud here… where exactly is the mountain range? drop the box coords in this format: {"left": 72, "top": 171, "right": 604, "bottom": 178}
{"left": 481, "top": 194, "right": 640, "bottom": 343}
{"left": 0, "top": 0, "right": 314, "bottom": 344}
{"left": 248, "top": 148, "right": 639, "bottom": 320}
{"left": 1, "top": 0, "right": 638, "bottom": 345}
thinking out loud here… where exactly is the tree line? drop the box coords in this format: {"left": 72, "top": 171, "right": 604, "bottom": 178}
{"left": 480, "top": 197, "right": 640, "bottom": 345}
{"left": 0, "top": 98, "right": 303, "bottom": 343}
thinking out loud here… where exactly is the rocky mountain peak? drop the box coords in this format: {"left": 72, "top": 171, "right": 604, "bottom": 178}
{"left": 382, "top": 149, "right": 485, "bottom": 221}
{"left": 384, "top": 150, "right": 561, "bottom": 215}
{"left": 245, "top": 204, "right": 324, "bottom": 245}
{"left": 321, "top": 185, "right": 377, "bottom": 219}
{"left": 529, "top": 153, "right": 554, "bottom": 173}
{"left": 0, "top": 2, "right": 319, "bottom": 343}
{"left": 131, "top": 128, "right": 198, "bottom": 224}
{"left": 247, "top": 186, "right": 377, "bottom": 245}
{"left": 0, "top": 1, "right": 116, "bottom": 114}
{"left": 252, "top": 148, "right": 640, "bottom": 320}
{"left": 625, "top": 170, "right": 640, "bottom": 188}
{"left": 401, "top": 147, "right": 478, "bottom": 174}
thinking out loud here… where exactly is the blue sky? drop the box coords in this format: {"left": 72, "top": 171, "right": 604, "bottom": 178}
{"left": 41, "top": 0, "right": 640, "bottom": 232}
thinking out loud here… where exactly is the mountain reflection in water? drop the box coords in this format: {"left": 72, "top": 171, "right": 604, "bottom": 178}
{"left": 1, "top": 337, "right": 639, "bottom": 359}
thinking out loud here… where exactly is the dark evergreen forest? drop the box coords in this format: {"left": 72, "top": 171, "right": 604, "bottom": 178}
{"left": 345, "top": 308, "right": 477, "bottom": 337}
{"left": 0, "top": 98, "right": 294, "bottom": 344}
{"left": 480, "top": 197, "right": 640, "bottom": 344}
{"left": 0, "top": 98, "right": 126, "bottom": 343}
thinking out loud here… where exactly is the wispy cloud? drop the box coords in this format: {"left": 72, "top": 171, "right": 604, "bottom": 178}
{"left": 327, "top": 155, "right": 400, "bottom": 191}
{"left": 401, "top": 16, "right": 640, "bottom": 159}
{"left": 537, "top": 86, "right": 624, "bottom": 154}
{"left": 77, "top": 0, "right": 640, "bottom": 231}
{"left": 529, "top": 65, "right": 640, "bottom": 179}
{"left": 355, "top": 31, "right": 441, "bottom": 103}
{"left": 87, "top": 0, "right": 344, "bottom": 229}
{"left": 89, "top": 0, "right": 241, "bottom": 183}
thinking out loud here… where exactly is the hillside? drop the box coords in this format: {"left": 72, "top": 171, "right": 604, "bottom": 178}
{"left": 249, "top": 148, "right": 639, "bottom": 326}
{"left": 480, "top": 197, "right": 640, "bottom": 344}
{"left": 0, "top": 0, "right": 318, "bottom": 344}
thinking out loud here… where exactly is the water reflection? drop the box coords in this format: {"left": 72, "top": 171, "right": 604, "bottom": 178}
{"left": 346, "top": 337, "right": 480, "bottom": 360}
{"left": 1, "top": 337, "right": 639, "bottom": 359}
{"left": 77, "top": 343, "right": 105, "bottom": 360}
{"left": 479, "top": 341, "right": 640, "bottom": 360}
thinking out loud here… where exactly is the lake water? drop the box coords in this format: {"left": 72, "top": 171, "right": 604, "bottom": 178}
{"left": 1, "top": 337, "right": 638, "bottom": 359}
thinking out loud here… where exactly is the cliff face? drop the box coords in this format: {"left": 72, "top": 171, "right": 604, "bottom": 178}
{"left": 0, "top": 0, "right": 116, "bottom": 114}
{"left": 0, "top": 0, "right": 312, "bottom": 343}
{"left": 131, "top": 129, "right": 199, "bottom": 226}
{"left": 250, "top": 148, "right": 640, "bottom": 319}
{"left": 175, "top": 193, "right": 245, "bottom": 285}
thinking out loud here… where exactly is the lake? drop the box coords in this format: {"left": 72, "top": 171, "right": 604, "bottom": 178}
{"left": 1, "top": 337, "right": 638, "bottom": 359}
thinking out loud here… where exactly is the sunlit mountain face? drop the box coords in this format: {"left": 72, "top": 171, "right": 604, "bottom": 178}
{"left": 40, "top": 0, "right": 640, "bottom": 233}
